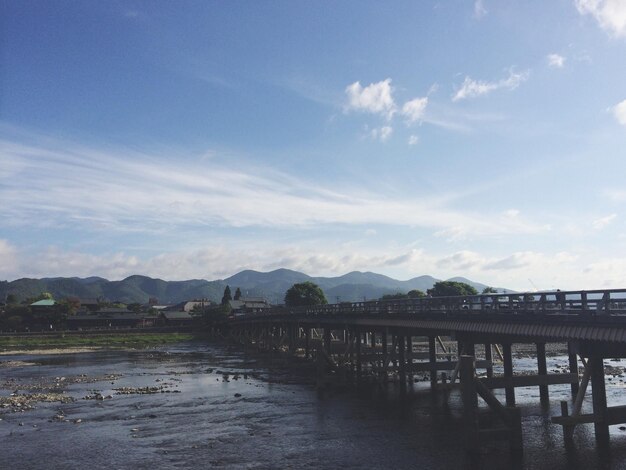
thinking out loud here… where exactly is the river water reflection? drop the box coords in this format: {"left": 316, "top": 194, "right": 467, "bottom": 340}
{"left": 1, "top": 341, "right": 626, "bottom": 469}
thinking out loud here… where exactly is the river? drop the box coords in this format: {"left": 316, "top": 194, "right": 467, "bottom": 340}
{"left": 2, "top": 341, "right": 626, "bottom": 469}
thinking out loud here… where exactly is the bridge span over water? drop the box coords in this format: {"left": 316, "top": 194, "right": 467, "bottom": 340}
{"left": 225, "top": 289, "right": 626, "bottom": 454}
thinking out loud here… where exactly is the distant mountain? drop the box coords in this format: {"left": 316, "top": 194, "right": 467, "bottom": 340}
{"left": 0, "top": 270, "right": 507, "bottom": 305}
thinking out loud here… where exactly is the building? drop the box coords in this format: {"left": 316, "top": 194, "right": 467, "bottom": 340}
{"left": 30, "top": 299, "right": 57, "bottom": 315}
{"left": 157, "top": 311, "right": 194, "bottom": 327}
{"left": 228, "top": 297, "right": 271, "bottom": 316}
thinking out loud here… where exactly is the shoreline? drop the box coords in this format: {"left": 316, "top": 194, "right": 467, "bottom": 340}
{"left": 0, "top": 346, "right": 118, "bottom": 356}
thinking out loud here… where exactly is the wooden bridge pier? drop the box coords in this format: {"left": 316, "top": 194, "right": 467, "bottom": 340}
{"left": 552, "top": 341, "right": 626, "bottom": 448}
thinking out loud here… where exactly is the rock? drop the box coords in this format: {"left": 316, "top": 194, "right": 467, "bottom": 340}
{"left": 73, "top": 419, "right": 82, "bottom": 424}
{"left": 234, "top": 393, "right": 242, "bottom": 398}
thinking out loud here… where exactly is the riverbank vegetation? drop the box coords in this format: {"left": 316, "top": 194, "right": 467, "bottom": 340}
{"left": 0, "top": 332, "right": 196, "bottom": 351}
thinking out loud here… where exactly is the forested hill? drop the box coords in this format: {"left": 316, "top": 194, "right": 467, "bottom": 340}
{"left": 0, "top": 269, "right": 501, "bottom": 305}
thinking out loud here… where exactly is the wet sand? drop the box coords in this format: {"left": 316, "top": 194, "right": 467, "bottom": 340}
{"left": 0, "top": 347, "right": 108, "bottom": 356}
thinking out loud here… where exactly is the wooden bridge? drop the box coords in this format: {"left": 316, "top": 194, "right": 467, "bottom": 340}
{"left": 224, "top": 288, "right": 626, "bottom": 454}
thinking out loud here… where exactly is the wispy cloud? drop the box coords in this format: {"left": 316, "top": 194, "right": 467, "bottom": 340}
{"left": 547, "top": 53, "right": 566, "bottom": 68}
{"left": 592, "top": 213, "right": 617, "bottom": 230}
{"left": 345, "top": 78, "right": 396, "bottom": 119}
{"left": 452, "top": 69, "right": 529, "bottom": 102}
{"left": 0, "top": 133, "right": 550, "bottom": 240}
{"left": 371, "top": 126, "right": 393, "bottom": 142}
{"left": 408, "top": 135, "right": 419, "bottom": 145}
{"left": 474, "top": 0, "right": 487, "bottom": 19}
{"left": 575, "top": 0, "right": 626, "bottom": 38}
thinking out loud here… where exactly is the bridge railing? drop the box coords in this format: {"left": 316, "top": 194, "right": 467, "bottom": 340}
{"left": 251, "top": 288, "right": 626, "bottom": 318}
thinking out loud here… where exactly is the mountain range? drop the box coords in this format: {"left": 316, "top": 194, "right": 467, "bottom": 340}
{"left": 0, "top": 269, "right": 502, "bottom": 305}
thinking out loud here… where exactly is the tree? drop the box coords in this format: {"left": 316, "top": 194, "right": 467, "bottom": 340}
{"left": 407, "top": 289, "right": 426, "bottom": 298}
{"left": 427, "top": 281, "right": 478, "bottom": 297}
{"left": 5, "top": 294, "right": 18, "bottom": 305}
{"left": 221, "top": 285, "right": 232, "bottom": 305}
{"left": 127, "top": 303, "right": 142, "bottom": 313}
{"left": 381, "top": 292, "right": 407, "bottom": 300}
{"left": 284, "top": 282, "right": 327, "bottom": 307}
{"left": 482, "top": 287, "right": 498, "bottom": 294}
{"left": 234, "top": 287, "right": 242, "bottom": 301}
{"left": 32, "top": 292, "right": 54, "bottom": 302}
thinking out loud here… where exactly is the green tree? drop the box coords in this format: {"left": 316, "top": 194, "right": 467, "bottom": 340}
{"left": 427, "top": 281, "right": 478, "bottom": 297}
{"left": 221, "top": 285, "right": 232, "bottom": 305}
{"left": 6, "top": 294, "right": 18, "bottom": 305}
{"left": 203, "top": 304, "right": 230, "bottom": 325}
{"left": 127, "top": 303, "right": 142, "bottom": 313}
{"left": 284, "top": 282, "right": 327, "bottom": 307}
{"left": 381, "top": 293, "right": 407, "bottom": 300}
{"left": 407, "top": 289, "right": 426, "bottom": 298}
{"left": 28, "top": 292, "right": 54, "bottom": 303}
{"left": 482, "top": 287, "right": 498, "bottom": 294}
{"left": 57, "top": 298, "right": 80, "bottom": 315}
{"left": 234, "top": 287, "right": 242, "bottom": 301}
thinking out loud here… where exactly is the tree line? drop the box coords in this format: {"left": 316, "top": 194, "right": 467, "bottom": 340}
{"left": 283, "top": 280, "right": 493, "bottom": 307}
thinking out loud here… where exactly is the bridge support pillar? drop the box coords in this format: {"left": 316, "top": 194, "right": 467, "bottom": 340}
{"left": 348, "top": 329, "right": 354, "bottom": 376}
{"left": 460, "top": 355, "right": 479, "bottom": 453}
{"left": 323, "top": 327, "right": 331, "bottom": 357}
{"left": 398, "top": 334, "right": 407, "bottom": 394}
{"left": 406, "top": 335, "right": 413, "bottom": 383}
{"left": 355, "top": 327, "right": 362, "bottom": 384}
{"left": 484, "top": 343, "right": 493, "bottom": 378}
{"left": 458, "top": 340, "right": 475, "bottom": 357}
{"left": 304, "top": 327, "right": 310, "bottom": 359}
{"left": 568, "top": 342, "right": 580, "bottom": 398}
{"left": 590, "top": 355, "right": 610, "bottom": 447}
{"left": 537, "top": 343, "right": 549, "bottom": 405}
{"left": 381, "top": 329, "right": 388, "bottom": 384}
{"left": 288, "top": 325, "right": 295, "bottom": 355}
{"left": 429, "top": 336, "right": 437, "bottom": 389}
{"left": 503, "top": 343, "right": 515, "bottom": 407}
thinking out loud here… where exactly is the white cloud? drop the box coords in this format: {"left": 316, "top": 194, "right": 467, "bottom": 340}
{"left": 345, "top": 78, "right": 396, "bottom": 119}
{"left": 401, "top": 97, "right": 428, "bottom": 123}
{"left": 592, "top": 213, "right": 617, "bottom": 230}
{"left": 575, "top": 0, "right": 626, "bottom": 38}
{"left": 474, "top": 0, "right": 487, "bottom": 18}
{"left": 452, "top": 69, "right": 529, "bottom": 102}
{"left": 613, "top": 99, "right": 626, "bottom": 126}
{"left": 371, "top": 126, "right": 393, "bottom": 142}
{"left": 547, "top": 53, "right": 566, "bottom": 68}
{"left": 408, "top": 135, "right": 419, "bottom": 145}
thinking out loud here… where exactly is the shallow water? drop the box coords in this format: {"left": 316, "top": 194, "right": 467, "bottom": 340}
{"left": 1, "top": 342, "right": 626, "bottom": 469}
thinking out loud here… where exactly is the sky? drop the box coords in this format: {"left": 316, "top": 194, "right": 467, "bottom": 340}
{"left": 1, "top": 0, "right": 626, "bottom": 290}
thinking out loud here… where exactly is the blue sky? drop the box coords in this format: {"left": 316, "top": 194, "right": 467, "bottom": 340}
{"left": 1, "top": 0, "right": 626, "bottom": 290}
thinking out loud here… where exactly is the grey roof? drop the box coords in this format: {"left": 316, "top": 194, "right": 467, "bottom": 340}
{"left": 69, "top": 313, "right": 150, "bottom": 321}
{"left": 160, "top": 311, "right": 193, "bottom": 320}
{"left": 30, "top": 299, "right": 56, "bottom": 307}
